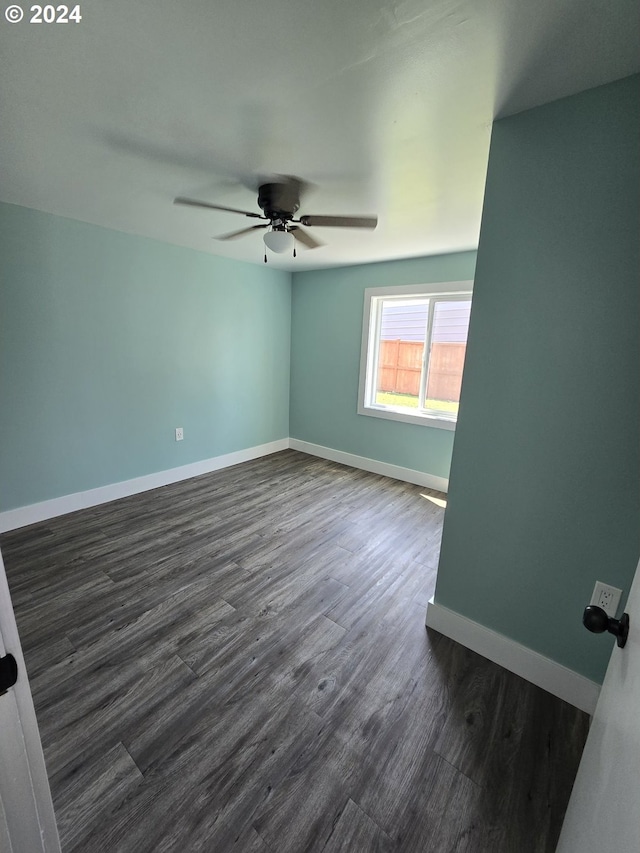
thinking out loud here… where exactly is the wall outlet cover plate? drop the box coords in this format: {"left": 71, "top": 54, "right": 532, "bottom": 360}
{"left": 590, "top": 581, "right": 622, "bottom": 618}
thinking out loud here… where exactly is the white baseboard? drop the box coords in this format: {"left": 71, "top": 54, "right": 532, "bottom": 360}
{"left": 289, "top": 439, "right": 449, "bottom": 493}
{"left": 425, "top": 597, "right": 600, "bottom": 715}
{"left": 0, "top": 439, "right": 289, "bottom": 533}
{"left": 0, "top": 438, "right": 447, "bottom": 533}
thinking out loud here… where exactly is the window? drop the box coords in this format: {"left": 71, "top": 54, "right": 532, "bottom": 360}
{"left": 357, "top": 282, "right": 473, "bottom": 429}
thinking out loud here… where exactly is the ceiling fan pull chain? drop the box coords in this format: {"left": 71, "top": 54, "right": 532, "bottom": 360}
{"left": 293, "top": 245, "right": 296, "bottom": 258}
{"left": 264, "top": 252, "right": 267, "bottom": 263}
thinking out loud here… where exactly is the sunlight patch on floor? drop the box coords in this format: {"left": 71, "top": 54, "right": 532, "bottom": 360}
{"left": 421, "top": 494, "right": 447, "bottom": 508}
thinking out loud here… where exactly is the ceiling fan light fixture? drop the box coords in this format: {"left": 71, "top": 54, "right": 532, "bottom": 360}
{"left": 263, "top": 228, "right": 295, "bottom": 254}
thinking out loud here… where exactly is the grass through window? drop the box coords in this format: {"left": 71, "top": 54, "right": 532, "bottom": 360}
{"left": 375, "top": 392, "right": 458, "bottom": 414}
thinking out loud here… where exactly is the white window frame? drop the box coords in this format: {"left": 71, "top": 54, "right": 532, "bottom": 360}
{"left": 357, "top": 281, "right": 473, "bottom": 430}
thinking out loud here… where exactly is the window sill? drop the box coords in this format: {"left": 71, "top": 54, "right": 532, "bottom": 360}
{"left": 357, "top": 403, "right": 457, "bottom": 431}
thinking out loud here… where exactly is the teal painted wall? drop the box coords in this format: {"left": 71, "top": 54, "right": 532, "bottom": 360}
{"left": 290, "top": 252, "right": 476, "bottom": 479}
{"left": 435, "top": 76, "right": 640, "bottom": 683}
{"left": 0, "top": 203, "right": 291, "bottom": 511}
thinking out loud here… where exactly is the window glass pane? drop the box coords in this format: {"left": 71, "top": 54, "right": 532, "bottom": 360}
{"left": 375, "top": 298, "right": 428, "bottom": 409}
{"left": 425, "top": 300, "right": 472, "bottom": 415}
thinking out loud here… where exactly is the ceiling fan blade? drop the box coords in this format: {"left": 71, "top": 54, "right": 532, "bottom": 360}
{"left": 289, "top": 226, "right": 323, "bottom": 249}
{"left": 299, "top": 214, "right": 377, "bottom": 229}
{"left": 174, "top": 197, "right": 264, "bottom": 219}
{"left": 215, "top": 224, "right": 268, "bottom": 241}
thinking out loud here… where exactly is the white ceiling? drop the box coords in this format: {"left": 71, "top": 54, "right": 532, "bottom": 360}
{"left": 1, "top": 0, "right": 637, "bottom": 271}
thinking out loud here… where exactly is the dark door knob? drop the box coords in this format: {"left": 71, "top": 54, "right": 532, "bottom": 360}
{"left": 0, "top": 653, "right": 18, "bottom": 696}
{"left": 583, "top": 605, "right": 630, "bottom": 648}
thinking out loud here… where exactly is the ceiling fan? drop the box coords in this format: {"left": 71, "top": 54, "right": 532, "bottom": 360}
{"left": 174, "top": 176, "right": 377, "bottom": 261}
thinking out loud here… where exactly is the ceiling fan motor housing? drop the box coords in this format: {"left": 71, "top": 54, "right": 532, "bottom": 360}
{"left": 257, "top": 182, "right": 300, "bottom": 222}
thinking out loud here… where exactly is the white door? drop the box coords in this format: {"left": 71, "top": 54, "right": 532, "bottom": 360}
{"left": 0, "top": 548, "right": 60, "bottom": 853}
{"left": 557, "top": 556, "right": 640, "bottom": 851}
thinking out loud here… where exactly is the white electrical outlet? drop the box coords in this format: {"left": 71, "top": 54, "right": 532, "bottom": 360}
{"left": 590, "top": 581, "right": 622, "bottom": 617}
{"left": 175, "top": 427, "right": 184, "bottom": 442}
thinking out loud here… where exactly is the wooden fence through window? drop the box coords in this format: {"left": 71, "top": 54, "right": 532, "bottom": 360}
{"left": 378, "top": 340, "right": 466, "bottom": 401}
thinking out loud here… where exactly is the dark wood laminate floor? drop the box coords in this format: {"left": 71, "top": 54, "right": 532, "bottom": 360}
{"left": 1, "top": 450, "right": 588, "bottom": 853}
